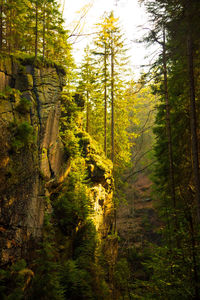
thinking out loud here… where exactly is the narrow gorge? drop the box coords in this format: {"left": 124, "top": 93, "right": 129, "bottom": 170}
{"left": 1, "top": 0, "right": 200, "bottom": 299}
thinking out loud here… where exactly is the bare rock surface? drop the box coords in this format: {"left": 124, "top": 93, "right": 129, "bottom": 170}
{"left": 0, "top": 57, "right": 66, "bottom": 264}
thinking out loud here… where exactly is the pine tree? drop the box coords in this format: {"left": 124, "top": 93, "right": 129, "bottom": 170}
{"left": 94, "top": 11, "right": 130, "bottom": 164}
{"left": 136, "top": 0, "right": 200, "bottom": 298}
{"left": 77, "top": 46, "right": 102, "bottom": 137}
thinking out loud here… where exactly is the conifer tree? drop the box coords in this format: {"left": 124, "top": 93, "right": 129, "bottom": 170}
{"left": 135, "top": 0, "right": 200, "bottom": 298}
{"left": 94, "top": 11, "right": 130, "bottom": 164}
{"left": 77, "top": 45, "right": 102, "bottom": 137}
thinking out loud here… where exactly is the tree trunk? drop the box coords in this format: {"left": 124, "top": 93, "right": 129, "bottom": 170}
{"left": 35, "top": 0, "right": 38, "bottom": 58}
{"left": 163, "top": 29, "right": 176, "bottom": 210}
{"left": 111, "top": 40, "right": 114, "bottom": 163}
{"left": 42, "top": 2, "right": 45, "bottom": 59}
{"left": 187, "top": 34, "right": 200, "bottom": 221}
{"left": 187, "top": 209, "right": 200, "bottom": 299}
{"left": 8, "top": 6, "right": 11, "bottom": 54}
{"left": 86, "top": 90, "right": 90, "bottom": 133}
{"left": 111, "top": 36, "right": 116, "bottom": 232}
{"left": 104, "top": 44, "right": 107, "bottom": 156}
{"left": 0, "top": 2, "right": 3, "bottom": 50}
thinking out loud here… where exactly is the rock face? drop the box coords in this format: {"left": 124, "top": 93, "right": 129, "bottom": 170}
{"left": 0, "top": 56, "right": 115, "bottom": 266}
{"left": 0, "top": 57, "right": 67, "bottom": 264}
{"left": 79, "top": 133, "right": 114, "bottom": 238}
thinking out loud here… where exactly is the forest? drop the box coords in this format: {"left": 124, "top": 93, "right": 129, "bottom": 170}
{"left": 0, "top": 0, "right": 200, "bottom": 299}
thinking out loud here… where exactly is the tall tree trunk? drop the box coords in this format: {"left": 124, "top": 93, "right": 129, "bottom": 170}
{"left": 163, "top": 29, "right": 181, "bottom": 248}
{"left": 104, "top": 44, "right": 107, "bottom": 156}
{"left": 187, "top": 34, "right": 200, "bottom": 221}
{"left": 111, "top": 41, "right": 114, "bottom": 163}
{"left": 35, "top": 0, "right": 38, "bottom": 58}
{"left": 86, "top": 90, "right": 90, "bottom": 133}
{"left": 0, "top": 1, "right": 3, "bottom": 50}
{"left": 42, "top": 2, "right": 45, "bottom": 59}
{"left": 162, "top": 29, "right": 176, "bottom": 210}
{"left": 187, "top": 209, "right": 200, "bottom": 299}
{"left": 111, "top": 36, "right": 116, "bottom": 233}
{"left": 8, "top": 6, "right": 11, "bottom": 54}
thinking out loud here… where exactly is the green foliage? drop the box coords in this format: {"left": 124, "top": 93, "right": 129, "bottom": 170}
{"left": 126, "top": 1, "right": 200, "bottom": 299}
{"left": 60, "top": 220, "right": 110, "bottom": 300}
{"left": 60, "top": 222, "right": 98, "bottom": 300}
{"left": 73, "top": 220, "right": 97, "bottom": 261}
{"left": 61, "top": 259, "right": 94, "bottom": 300}
{"left": 53, "top": 156, "right": 90, "bottom": 233}
{"left": 63, "top": 129, "right": 80, "bottom": 159}
{"left": 53, "top": 181, "right": 89, "bottom": 235}
{"left": 18, "top": 54, "right": 66, "bottom": 75}
{"left": 16, "top": 97, "right": 32, "bottom": 114}
{"left": 77, "top": 12, "right": 134, "bottom": 173}
{"left": 60, "top": 93, "right": 82, "bottom": 159}
{"left": 51, "top": 153, "right": 111, "bottom": 300}
{"left": 114, "top": 258, "right": 131, "bottom": 299}
{"left": 77, "top": 45, "right": 102, "bottom": 137}
{"left": 0, "top": 4, "right": 118, "bottom": 300}
{"left": 28, "top": 219, "right": 64, "bottom": 300}
{"left": 0, "top": 259, "right": 32, "bottom": 300}
{"left": 9, "top": 121, "right": 35, "bottom": 152}
{"left": 0, "top": 86, "right": 21, "bottom": 100}
{"left": 0, "top": 0, "right": 73, "bottom": 67}
{"left": 131, "top": 241, "right": 200, "bottom": 300}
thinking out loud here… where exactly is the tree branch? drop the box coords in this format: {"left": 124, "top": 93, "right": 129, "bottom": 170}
{"left": 125, "top": 160, "right": 157, "bottom": 181}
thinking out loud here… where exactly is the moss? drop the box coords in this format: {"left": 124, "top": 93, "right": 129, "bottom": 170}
{"left": 15, "top": 72, "right": 33, "bottom": 91}
{"left": 75, "top": 131, "right": 113, "bottom": 185}
{"left": 41, "top": 147, "right": 47, "bottom": 159}
{"left": 0, "top": 90, "right": 7, "bottom": 99}
{"left": 0, "top": 54, "right": 12, "bottom": 74}
{"left": 0, "top": 259, "right": 32, "bottom": 299}
{"left": 0, "top": 87, "right": 21, "bottom": 101}
{"left": 77, "top": 131, "right": 103, "bottom": 156}
{"left": 9, "top": 121, "right": 36, "bottom": 152}
{"left": 15, "top": 97, "right": 32, "bottom": 114}
{"left": 17, "top": 54, "right": 66, "bottom": 75}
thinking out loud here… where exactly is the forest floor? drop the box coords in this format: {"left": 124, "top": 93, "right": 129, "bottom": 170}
{"left": 116, "top": 173, "right": 161, "bottom": 254}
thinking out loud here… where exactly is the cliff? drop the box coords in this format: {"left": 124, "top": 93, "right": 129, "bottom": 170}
{"left": 0, "top": 55, "right": 116, "bottom": 279}
{"left": 0, "top": 56, "right": 66, "bottom": 264}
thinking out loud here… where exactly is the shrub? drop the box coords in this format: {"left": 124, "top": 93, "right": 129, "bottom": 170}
{"left": 9, "top": 121, "right": 35, "bottom": 152}
{"left": 0, "top": 259, "right": 33, "bottom": 300}
{"left": 16, "top": 97, "right": 32, "bottom": 114}
{"left": 53, "top": 178, "right": 89, "bottom": 235}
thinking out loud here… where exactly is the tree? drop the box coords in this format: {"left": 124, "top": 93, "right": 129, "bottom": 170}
{"left": 135, "top": 0, "right": 200, "bottom": 298}
{"left": 94, "top": 11, "right": 130, "bottom": 165}
{"left": 77, "top": 46, "right": 102, "bottom": 136}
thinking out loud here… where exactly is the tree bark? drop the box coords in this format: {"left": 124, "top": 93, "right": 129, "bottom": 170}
{"left": 0, "top": 1, "right": 3, "bottom": 50}
{"left": 163, "top": 29, "right": 176, "bottom": 210}
{"left": 111, "top": 35, "right": 116, "bottom": 232}
{"left": 104, "top": 44, "right": 107, "bottom": 156}
{"left": 86, "top": 90, "right": 90, "bottom": 133}
{"left": 111, "top": 39, "right": 114, "bottom": 163}
{"left": 187, "top": 34, "right": 200, "bottom": 221}
{"left": 35, "top": 0, "right": 38, "bottom": 58}
{"left": 187, "top": 209, "right": 200, "bottom": 300}
{"left": 42, "top": 2, "right": 45, "bottom": 59}
{"left": 8, "top": 5, "right": 11, "bottom": 54}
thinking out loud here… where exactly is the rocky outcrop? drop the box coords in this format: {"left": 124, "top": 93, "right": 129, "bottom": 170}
{"left": 0, "top": 56, "right": 67, "bottom": 265}
{"left": 0, "top": 56, "right": 115, "bottom": 267}
{"left": 79, "top": 133, "right": 114, "bottom": 238}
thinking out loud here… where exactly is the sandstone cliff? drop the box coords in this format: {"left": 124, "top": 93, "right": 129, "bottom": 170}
{"left": 0, "top": 56, "right": 115, "bottom": 272}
